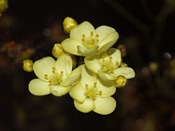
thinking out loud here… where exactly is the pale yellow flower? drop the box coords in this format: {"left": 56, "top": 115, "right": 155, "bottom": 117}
{"left": 85, "top": 48, "right": 135, "bottom": 81}
{"left": 61, "top": 21, "right": 119, "bottom": 56}
{"left": 69, "top": 65, "right": 117, "bottom": 115}
{"left": 28, "top": 54, "right": 81, "bottom": 96}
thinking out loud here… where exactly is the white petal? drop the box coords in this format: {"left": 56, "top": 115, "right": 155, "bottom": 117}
{"left": 70, "top": 21, "right": 95, "bottom": 42}
{"left": 55, "top": 54, "right": 72, "bottom": 78}
{"left": 51, "top": 85, "right": 71, "bottom": 96}
{"left": 77, "top": 45, "right": 98, "bottom": 56}
{"left": 106, "top": 48, "right": 121, "bottom": 67}
{"left": 74, "top": 98, "right": 95, "bottom": 113}
{"left": 61, "top": 38, "right": 83, "bottom": 56}
{"left": 28, "top": 79, "right": 50, "bottom": 96}
{"left": 80, "top": 65, "right": 97, "bottom": 87}
{"left": 84, "top": 55, "right": 101, "bottom": 74}
{"left": 112, "top": 67, "right": 135, "bottom": 79}
{"left": 33, "top": 57, "right": 55, "bottom": 80}
{"left": 97, "top": 78, "right": 116, "bottom": 97}
{"left": 69, "top": 83, "right": 86, "bottom": 103}
{"left": 61, "top": 66, "right": 81, "bottom": 86}
{"left": 98, "top": 71, "right": 116, "bottom": 81}
{"left": 93, "top": 97, "right": 116, "bottom": 115}
{"left": 97, "top": 31, "right": 119, "bottom": 54}
{"left": 95, "top": 25, "right": 117, "bottom": 42}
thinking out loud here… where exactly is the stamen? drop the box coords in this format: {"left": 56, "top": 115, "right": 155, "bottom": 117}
{"left": 91, "top": 39, "right": 95, "bottom": 43}
{"left": 102, "top": 55, "right": 106, "bottom": 59}
{"left": 49, "top": 80, "right": 52, "bottom": 83}
{"left": 110, "top": 66, "right": 114, "bottom": 70}
{"left": 92, "top": 95, "right": 96, "bottom": 99}
{"left": 109, "top": 56, "right": 112, "bottom": 60}
{"left": 85, "top": 84, "right": 88, "bottom": 88}
{"left": 99, "top": 91, "right": 102, "bottom": 95}
{"left": 93, "top": 82, "right": 97, "bottom": 86}
{"left": 60, "top": 71, "right": 64, "bottom": 74}
{"left": 82, "top": 34, "right": 85, "bottom": 38}
{"left": 96, "top": 34, "right": 99, "bottom": 38}
{"left": 90, "top": 31, "right": 94, "bottom": 36}
{"left": 44, "top": 74, "right": 48, "bottom": 79}
{"left": 56, "top": 78, "right": 59, "bottom": 81}
{"left": 81, "top": 39, "right": 85, "bottom": 42}
{"left": 85, "top": 92, "right": 89, "bottom": 96}
{"left": 116, "top": 62, "right": 119, "bottom": 66}
{"left": 52, "top": 67, "right": 56, "bottom": 72}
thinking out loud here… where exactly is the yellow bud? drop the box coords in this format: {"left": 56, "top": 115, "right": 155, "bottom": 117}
{"left": 63, "top": 17, "right": 78, "bottom": 33}
{"left": 120, "top": 62, "right": 128, "bottom": 67}
{"left": 23, "top": 59, "right": 33, "bottom": 72}
{"left": 52, "top": 43, "right": 64, "bottom": 58}
{"left": 0, "top": 0, "right": 8, "bottom": 16}
{"left": 115, "top": 76, "right": 127, "bottom": 88}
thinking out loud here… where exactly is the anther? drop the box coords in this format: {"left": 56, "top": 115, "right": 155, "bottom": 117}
{"left": 96, "top": 34, "right": 99, "bottom": 38}
{"left": 52, "top": 67, "right": 56, "bottom": 71}
{"left": 109, "top": 56, "right": 112, "bottom": 60}
{"left": 81, "top": 39, "right": 85, "bottom": 42}
{"left": 60, "top": 71, "right": 64, "bottom": 74}
{"left": 110, "top": 66, "right": 114, "bottom": 70}
{"left": 85, "top": 92, "right": 89, "bottom": 96}
{"left": 92, "top": 95, "right": 96, "bottom": 99}
{"left": 99, "top": 91, "right": 102, "bottom": 95}
{"left": 49, "top": 80, "right": 52, "bottom": 83}
{"left": 91, "top": 39, "right": 95, "bottom": 43}
{"left": 44, "top": 74, "right": 48, "bottom": 79}
{"left": 116, "top": 62, "right": 119, "bottom": 66}
{"left": 82, "top": 34, "right": 85, "bottom": 38}
{"left": 102, "top": 55, "right": 106, "bottom": 59}
{"left": 85, "top": 84, "right": 88, "bottom": 88}
{"left": 90, "top": 31, "right": 94, "bottom": 36}
{"left": 93, "top": 82, "right": 97, "bottom": 86}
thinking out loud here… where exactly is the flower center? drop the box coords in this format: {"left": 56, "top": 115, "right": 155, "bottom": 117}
{"left": 84, "top": 82, "right": 102, "bottom": 100}
{"left": 100, "top": 55, "right": 119, "bottom": 73}
{"left": 44, "top": 67, "right": 64, "bottom": 87}
{"left": 81, "top": 31, "right": 99, "bottom": 49}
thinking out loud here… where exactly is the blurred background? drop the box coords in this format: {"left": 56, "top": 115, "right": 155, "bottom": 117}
{"left": 0, "top": 0, "right": 175, "bottom": 130}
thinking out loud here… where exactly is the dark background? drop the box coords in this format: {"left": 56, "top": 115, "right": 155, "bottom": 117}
{"left": 0, "top": 0, "right": 175, "bottom": 130}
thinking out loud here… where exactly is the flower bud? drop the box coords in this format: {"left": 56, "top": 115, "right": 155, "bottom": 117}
{"left": 115, "top": 75, "right": 127, "bottom": 88}
{"left": 52, "top": 43, "right": 64, "bottom": 58}
{"left": 23, "top": 59, "right": 33, "bottom": 72}
{"left": 0, "top": 0, "right": 8, "bottom": 16}
{"left": 63, "top": 17, "right": 77, "bottom": 33}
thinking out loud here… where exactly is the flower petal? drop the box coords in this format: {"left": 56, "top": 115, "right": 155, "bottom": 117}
{"left": 77, "top": 45, "right": 98, "bottom": 56}
{"left": 95, "top": 25, "right": 117, "bottom": 42}
{"left": 97, "top": 31, "right": 119, "bottom": 54}
{"left": 28, "top": 79, "right": 50, "bottom": 96}
{"left": 33, "top": 57, "right": 55, "bottom": 80}
{"left": 74, "top": 98, "right": 95, "bottom": 113}
{"left": 93, "top": 97, "right": 116, "bottom": 115}
{"left": 55, "top": 54, "right": 72, "bottom": 78}
{"left": 106, "top": 48, "right": 121, "bottom": 67}
{"left": 51, "top": 85, "right": 71, "bottom": 96}
{"left": 112, "top": 67, "right": 135, "bottom": 79}
{"left": 61, "top": 38, "right": 83, "bottom": 56}
{"left": 69, "top": 83, "right": 86, "bottom": 103}
{"left": 80, "top": 65, "right": 97, "bottom": 87}
{"left": 98, "top": 71, "right": 116, "bottom": 81}
{"left": 84, "top": 55, "right": 101, "bottom": 74}
{"left": 97, "top": 77, "right": 116, "bottom": 97}
{"left": 70, "top": 21, "right": 95, "bottom": 42}
{"left": 61, "top": 66, "right": 81, "bottom": 87}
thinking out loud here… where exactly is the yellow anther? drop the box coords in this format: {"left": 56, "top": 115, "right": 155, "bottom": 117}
{"left": 85, "top": 84, "right": 88, "bottom": 88}
{"left": 99, "top": 91, "right": 102, "bottom": 95}
{"left": 82, "top": 34, "right": 85, "bottom": 38}
{"left": 81, "top": 39, "right": 85, "bottom": 42}
{"left": 56, "top": 78, "right": 59, "bottom": 81}
{"left": 116, "top": 62, "right": 119, "bottom": 66}
{"left": 110, "top": 66, "right": 114, "bottom": 70}
{"left": 93, "top": 82, "right": 97, "bottom": 86}
{"left": 90, "top": 31, "right": 94, "bottom": 36}
{"left": 85, "top": 92, "right": 89, "bottom": 96}
{"left": 102, "top": 55, "right": 106, "bottom": 59}
{"left": 92, "top": 95, "right": 96, "bottom": 99}
{"left": 91, "top": 39, "right": 95, "bottom": 43}
{"left": 60, "top": 71, "right": 64, "bottom": 74}
{"left": 44, "top": 74, "right": 48, "bottom": 78}
{"left": 52, "top": 67, "right": 55, "bottom": 71}
{"left": 109, "top": 56, "right": 112, "bottom": 60}
{"left": 49, "top": 80, "right": 52, "bottom": 83}
{"left": 96, "top": 34, "right": 99, "bottom": 38}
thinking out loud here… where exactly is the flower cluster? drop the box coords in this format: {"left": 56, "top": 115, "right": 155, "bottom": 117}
{"left": 26, "top": 17, "right": 135, "bottom": 115}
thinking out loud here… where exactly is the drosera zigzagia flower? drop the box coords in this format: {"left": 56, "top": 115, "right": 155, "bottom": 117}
{"left": 28, "top": 54, "right": 81, "bottom": 96}
{"left": 85, "top": 48, "right": 135, "bottom": 82}
{"left": 61, "top": 21, "right": 119, "bottom": 57}
{"left": 69, "top": 65, "right": 117, "bottom": 115}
